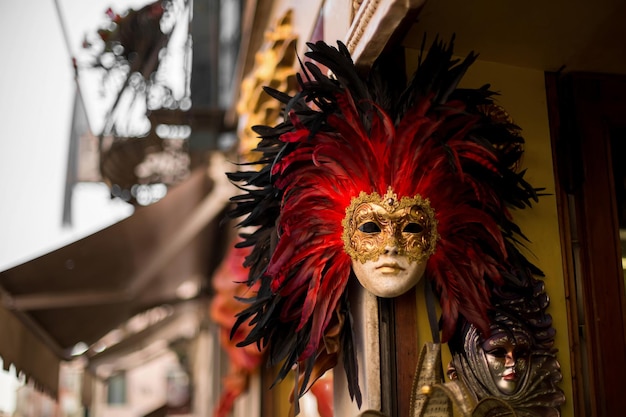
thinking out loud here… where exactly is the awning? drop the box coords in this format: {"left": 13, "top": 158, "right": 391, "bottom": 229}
{"left": 0, "top": 301, "right": 60, "bottom": 396}
{"left": 0, "top": 155, "right": 234, "bottom": 395}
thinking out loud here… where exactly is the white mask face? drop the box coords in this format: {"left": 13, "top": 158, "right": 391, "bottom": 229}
{"left": 351, "top": 250, "right": 427, "bottom": 298}
{"left": 482, "top": 331, "right": 531, "bottom": 395}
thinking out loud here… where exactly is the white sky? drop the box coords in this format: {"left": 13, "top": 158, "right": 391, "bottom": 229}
{"left": 0, "top": 0, "right": 157, "bottom": 272}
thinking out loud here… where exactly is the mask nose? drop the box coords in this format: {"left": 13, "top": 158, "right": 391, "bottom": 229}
{"left": 384, "top": 243, "right": 399, "bottom": 255}
{"left": 505, "top": 349, "right": 516, "bottom": 367}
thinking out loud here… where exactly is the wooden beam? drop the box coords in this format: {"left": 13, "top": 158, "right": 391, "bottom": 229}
{"left": 345, "top": 0, "right": 425, "bottom": 68}
{"left": 5, "top": 290, "right": 127, "bottom": 311}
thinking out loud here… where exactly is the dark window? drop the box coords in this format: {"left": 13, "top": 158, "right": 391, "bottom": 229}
{"left": 107, "top": 372, "right": 127, "bottom": 405}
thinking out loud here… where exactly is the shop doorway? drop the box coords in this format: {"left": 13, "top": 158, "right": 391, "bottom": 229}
{"left": 549, "top": 72, "right": 626, "bottom": 417}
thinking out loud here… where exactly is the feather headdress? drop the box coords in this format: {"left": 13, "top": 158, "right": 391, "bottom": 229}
{"left": 227, "top": 37, "right": 541, "bottom": 403}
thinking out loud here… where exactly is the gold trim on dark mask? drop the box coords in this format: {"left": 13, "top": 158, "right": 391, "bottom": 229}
{"left": 342, "top": 187, "right": 438, "bottom": 263}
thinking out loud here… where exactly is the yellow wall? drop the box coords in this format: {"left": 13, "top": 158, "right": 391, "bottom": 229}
{"left": 408, "top": 50, "right": 574, "bottom": 416}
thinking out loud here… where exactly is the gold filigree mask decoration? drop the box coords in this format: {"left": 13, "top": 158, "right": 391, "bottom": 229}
{"left": 342, "top": 187, "right": 439, "bottom": 297}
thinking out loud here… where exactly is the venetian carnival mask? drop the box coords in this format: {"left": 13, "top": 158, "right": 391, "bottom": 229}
{"left": 481, "top": 328, "right": 531, "bottom": 395}
{"left": 342, "top": 187, "right": 438, "bottom": 297}
{"left": 228, "top": 39, "right": 552, "bottom": 408}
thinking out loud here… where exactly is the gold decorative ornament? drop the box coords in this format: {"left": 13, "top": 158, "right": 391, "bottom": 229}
{"left": 342, "top": 187, "right": 438, "bottom": 264}
{"left": 236, "top": 9, "right": 298, "bottom": 162}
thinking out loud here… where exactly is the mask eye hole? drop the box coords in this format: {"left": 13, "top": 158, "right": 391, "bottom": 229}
{"left": 485, "top": 348, "right": 508, "bottom": 358}
{"left": 403, "top": 222, "right": 424, "bottom": 233}
{"left": 358, "top": 222, "right": 381, "bottom": 233}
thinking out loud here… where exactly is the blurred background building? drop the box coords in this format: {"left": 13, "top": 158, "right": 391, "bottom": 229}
{"left": 1, "top": 1, "right": 625, "bottom": 417}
